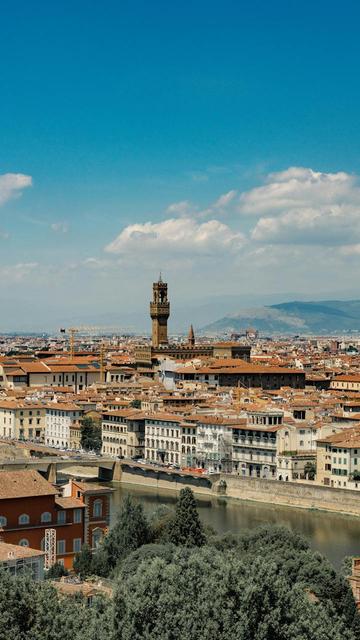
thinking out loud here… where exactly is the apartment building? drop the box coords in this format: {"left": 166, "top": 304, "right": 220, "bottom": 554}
{"left": 181, "top": 422, "right": 197, "bottom": 467}
{"left": 330, "top": 375, "right": 360, "bottom": 392}
{"left": 0, "top": 400, "right": 46, "bottom": 441}
{"left": 1, "top": 358, "right": 101, "bottom": 391}
{"left": 45, "top": 403, "right": 84, "bottom": 449}
{"left": 144, "top": 414, "right": 182, "bottom": 465}
{"left": 101, "top": 409, "right": 145, "bottom": 458}
{"left": 317, "top": 427, "right": 360, "bottom": 489}
{"left": 195, "top": 417, "right": 236, "bottom": 473}
{"left": 231, "top": 418, "right": 279, "bottom": 479}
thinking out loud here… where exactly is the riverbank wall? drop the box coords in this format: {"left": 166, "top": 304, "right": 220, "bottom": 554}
{"left": 119, "top": 465, "right": 214, "bottom": 496}
{"left": 112, "top": 464, "right": 360, "bottom": 516}
{"left": 220, "top": 475, "right": 360, "bottom": 516}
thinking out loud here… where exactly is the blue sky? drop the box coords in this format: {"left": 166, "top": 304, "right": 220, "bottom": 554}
{"left": 1, "top": 0, "right": 360, "bottom": 331}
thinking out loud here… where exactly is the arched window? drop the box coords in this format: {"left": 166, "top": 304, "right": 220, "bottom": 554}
{"left": 18, "top": 514, "right": 30, "bottom": 525}
{"left": 93, "top": 499, "right": 102, "bottom": 518}
{"left": 19, "top": 539, "right": 29, "bottom": 547}
{"left": 92, "top": 528, "right": 103, "bottom": 549}
{"left": 0, "top": 516, "right": 7, "bottom": 527}
{"left": 41, "top": 512, "right": 52, "bottom": 523}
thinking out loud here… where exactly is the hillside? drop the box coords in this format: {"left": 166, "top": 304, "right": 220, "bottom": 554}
{"left": 202, "top": 299, "right": 360, "bottom": 335}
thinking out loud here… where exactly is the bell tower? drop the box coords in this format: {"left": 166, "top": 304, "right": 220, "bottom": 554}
{"left": 150, "top": 274, "right": 170, "bottom": 347}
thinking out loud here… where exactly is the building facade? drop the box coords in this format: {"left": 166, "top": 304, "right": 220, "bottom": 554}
{"left": 45, "top": 403, "right": 84, "bottom": 449}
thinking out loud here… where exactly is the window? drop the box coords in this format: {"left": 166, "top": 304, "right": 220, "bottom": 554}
{"left": 73, "top": 538, "right": 82, "bottom": 553}
{"left": 73, "top": 508, "right": 82, "bottom": 523}
{"left": 93, "top": 500, "right": 102, "bottom": 518}
{"left": 57, "top": 511, "right": 66, "bottom": 524}
{"left": 18, "top": 514, "right": 30, "bottom": 525}
{"left": 0, "top": 516, "right": 7, "bottom": 527}
{"left": 57, "top": 540, "right": 66, "bottom": 554}
{"left": 92, "top": 528, "right": 103, "bottom": 548}
{"left": 19, "top": 539, "right": 29, "bottom": 547}
{"left": 41, "top": 512, "right": 52, "bottom": 523}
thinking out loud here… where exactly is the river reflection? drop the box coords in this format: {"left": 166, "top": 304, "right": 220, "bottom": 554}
{"left": 109, "top": 482, "right": 360, "bottom": 568}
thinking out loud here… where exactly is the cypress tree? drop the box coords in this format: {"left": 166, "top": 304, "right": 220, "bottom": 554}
{"left": 167, "top": 487, "right": 206, "bottom": 547}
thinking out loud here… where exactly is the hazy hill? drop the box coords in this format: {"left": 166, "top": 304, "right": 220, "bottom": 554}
{"left": 202, "top": 300, "right": 360, "bottom": 335}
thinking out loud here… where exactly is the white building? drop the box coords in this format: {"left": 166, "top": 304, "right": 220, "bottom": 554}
{"left": 45, "top": 403, "right": 83, "bottom": 449}
{"left": 144, "top": 414, "right": 182, "bottom": 466}
{"left": 195, "top": 417, "right": 234, "bottom": 473}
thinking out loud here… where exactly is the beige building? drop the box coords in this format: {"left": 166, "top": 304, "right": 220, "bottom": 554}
{"left": 330, "top": 375, "right": 360, "bottom": 392}
{"left": 0, "top": 400, "right": 47, "bottom": 441}
{"left": 0, "top": 359, "right": 101, "bottom": 391}
{"left": 101, "top": 409, "right": 145, "bottom": 458}
{"left": 316, "top": 426, "right": 360, "bottom": 489}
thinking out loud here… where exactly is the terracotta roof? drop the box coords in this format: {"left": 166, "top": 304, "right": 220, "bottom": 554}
{"left": 0, "top": 470, "right": 58, "bottom": 499}
{"left": 73, "top": 481, "right": 112, "bottom": 495}
{"left": 55, "top": 497, "right": 85, "bottom": 509}
{"left": 0, "top": 541, "right": 45, "bottom": 562}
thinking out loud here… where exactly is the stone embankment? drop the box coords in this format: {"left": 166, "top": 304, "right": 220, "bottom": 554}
{"left": 214, "top": 475, "right": 360, "bottom": 517}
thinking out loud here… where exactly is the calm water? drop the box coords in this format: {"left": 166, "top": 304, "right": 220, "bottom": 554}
{"left": 109, "top": 482, "right": 360, "bottom": 568}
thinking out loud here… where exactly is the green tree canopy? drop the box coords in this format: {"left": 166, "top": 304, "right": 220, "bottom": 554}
{"left": 99, "top": 495, "right": 152, "bottom": 572}
{"left": 114, "top": 546, "right": 355, "bottom": 640}
{"left": 73, "top": 543, "right": 93, "bottom": 579}
{"left": 167, "top": 487, "right": 206, "bottom": 547}
{"left": 80, "top": 417, "right": 102, "bottom": 452}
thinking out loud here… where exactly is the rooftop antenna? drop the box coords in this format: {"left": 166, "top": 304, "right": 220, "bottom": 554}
{"left": 159, "top": 271, "right": 163, "bottom": 283}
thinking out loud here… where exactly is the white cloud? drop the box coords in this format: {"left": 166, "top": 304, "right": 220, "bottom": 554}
{"left": 235, "top": 167, "right": 360, "bottom": 246}
{"left": 213, "top": 190, "right": 237, "bottom": 209}
{"left": 0, "top": 173, "right": 32, "bottom": 206}
{"left": 166, "top": 201, "right": 195, "bottom": 217}
{"left": 105, "top": 217, "right": 244, "bottom": 257}
{"left": 239, "top": 167, "right": 358, "bottom": 215}
{"left": 51, "top": 221, "right": 69, "bottom": 233}
{"left": 0, "top": 262, "right": 39, "bottom": 282}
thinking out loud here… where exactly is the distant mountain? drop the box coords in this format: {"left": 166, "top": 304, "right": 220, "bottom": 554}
{"left": 201, "top": 300, "right": 360, "bottom": 335}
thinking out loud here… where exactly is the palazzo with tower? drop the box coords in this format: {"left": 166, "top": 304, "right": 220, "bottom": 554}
{"left": 135, "top": 275, "right": 251, "bottom": 366}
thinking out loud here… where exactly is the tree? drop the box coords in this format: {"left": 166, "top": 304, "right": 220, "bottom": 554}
{"left": 101, "top": 495, "right": 152, "bottom": 572}
{"left": 0, "top": 570, "right": 113, "bottom": 640}
{"left": 130, "top": 399, "right": 141, "bottom": 409}
{"left": 167, "top": 487, "right": 206, "bottom": 547}
{"left": 45, "top": 562, "right": 68, "bottom": 579}
{"left": 114, "top": 546, "right": 355, "bottom": 640}
{"left": 80, "top": 417, "right": 102, "bottom": 452}
{"left": 73, "top": 543, "right": 94, "bottom": 579}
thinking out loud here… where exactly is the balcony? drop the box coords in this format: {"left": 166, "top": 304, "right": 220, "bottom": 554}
{"left": 233, "top": 437, "right": 276, "bottom": 449}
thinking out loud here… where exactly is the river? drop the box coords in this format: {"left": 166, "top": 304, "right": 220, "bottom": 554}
{"left": 109, "top": 482, "right": 360, "bottom": 568}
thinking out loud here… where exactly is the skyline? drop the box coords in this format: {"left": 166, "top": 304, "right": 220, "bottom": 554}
{"left": 1, "top": 1, "right": 360, "bottom": 330}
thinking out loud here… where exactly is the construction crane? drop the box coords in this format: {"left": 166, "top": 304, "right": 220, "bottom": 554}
{"left": 60, "top": 326, "right": 116, "bottom": 361}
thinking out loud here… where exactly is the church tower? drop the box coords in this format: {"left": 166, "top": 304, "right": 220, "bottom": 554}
{"left": 150, "top": 275, "right": 170, "bottom": 347}
{"left": 188, "top": 324, "right": 195, "bottom": 347}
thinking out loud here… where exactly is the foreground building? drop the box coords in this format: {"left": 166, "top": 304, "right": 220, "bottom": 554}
{"left": 0, "top": 541, "right": 45, "bottom": 580}
{"left": 0, "top": 470, "right": 111, "bottom": 569}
